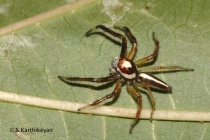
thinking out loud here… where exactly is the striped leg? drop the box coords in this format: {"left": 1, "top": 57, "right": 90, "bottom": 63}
{"left": 134, "top": 83, "right": 155, "bottom": 121}
{"left": 135, "top": 32, "right": 159, "bottom": 65}
{"left": 141, "top": 66, "right": 194, "bottom": 73}
{"left": 86, "top": 25, "right": 127, "bottom": 58}
{"left": 78, "top": 80, "right": 121, "bottom": 111}
{"left": 127, "top": 85, "right": 142, "bottom": 134}
{"left": 114, "top": 26, "right": 137, "bottom": 60}
{"left": 58, "top": 75, "right": 117, "bottom": 83}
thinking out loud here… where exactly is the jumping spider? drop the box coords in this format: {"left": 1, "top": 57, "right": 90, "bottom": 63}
{"left": 58, "top": 25, "right": 194, "bottom": 133}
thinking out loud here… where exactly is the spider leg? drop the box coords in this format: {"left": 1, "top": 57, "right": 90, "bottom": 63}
{"left": 86, "top": 25, "right": 127, "bottom": 58}
{"left": 114, "top": 26, "right": 137, "bottom": 60}
{"left": 135, "top": 32, "right": 159, "bottom": 65}
{"left": 127, "top": 85, "right": 142, "bottom": 134}
{"left": 58, "top": 75, "right": 117, "bottom": 83}
{"left": 141, "top": 66, "right": 194, "bottom": 73}
{"left": 78, "top": 80, "right": 121, "bottom": 111}
{"left": 134, "top": 83, "right": 155, "bottom": 121}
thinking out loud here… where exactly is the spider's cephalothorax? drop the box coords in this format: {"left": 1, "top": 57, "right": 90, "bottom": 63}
{"left": 117, "top": 58, "right": 138, "bottom": 80}
{"left": 111, "top": 56, "right": 138, "bottom": 80}
{"left": 58, "top": 25, "right": 194, "bottom": 134}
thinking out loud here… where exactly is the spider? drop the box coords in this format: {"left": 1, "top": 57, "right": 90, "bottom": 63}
{"left": 58, "top": 25, "right": 194, "bottom": 134}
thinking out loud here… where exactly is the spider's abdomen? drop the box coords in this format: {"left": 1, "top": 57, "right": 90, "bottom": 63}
{"left": 117, "top": 58, "right": 138, "bottom": 79}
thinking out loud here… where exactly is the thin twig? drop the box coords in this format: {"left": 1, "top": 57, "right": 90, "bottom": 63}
{"left": 0, "top": 0, "right": 97, "bottom": 37}
{"left": 0, "top": 90, "right": 209, "bottom": 122}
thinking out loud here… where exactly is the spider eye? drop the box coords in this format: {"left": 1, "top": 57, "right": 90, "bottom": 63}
{"left": 111, "top": 56, "right": 120, "bottom": 69}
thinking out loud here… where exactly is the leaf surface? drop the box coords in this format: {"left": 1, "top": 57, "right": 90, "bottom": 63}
{"left": 0, "top": 0, "right": 209, "bottom": 139}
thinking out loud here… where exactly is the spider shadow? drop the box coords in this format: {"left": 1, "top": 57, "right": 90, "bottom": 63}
{"left": 87, "top": 30, "right": 140, "bottom": 49}
{"left": 87, "top": 29, "right": 160, "bottom": 68}
{"left": 103, "top": 82, "right": 127, "bottom": 106}
{"left": 59, "top": 78, "right": 117, "bottom": 91}
{"left": 136, "top": 57, "right": 158, "bottom": 68}
{"left": 126, "top": 86, "right": 171, "bottom": 128}
{"left": 59, "top": 77, "right": 126, "bottom": 106}
{"left": 86, "top": 32, "right": 123, "bottom": 49}
{"left": 131, "top": 86, "right": 171, "bottom": 109}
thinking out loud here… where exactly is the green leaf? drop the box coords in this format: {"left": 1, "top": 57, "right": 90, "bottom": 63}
{"left": 0, "top": 0, "right": 210, "bottom": 139}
